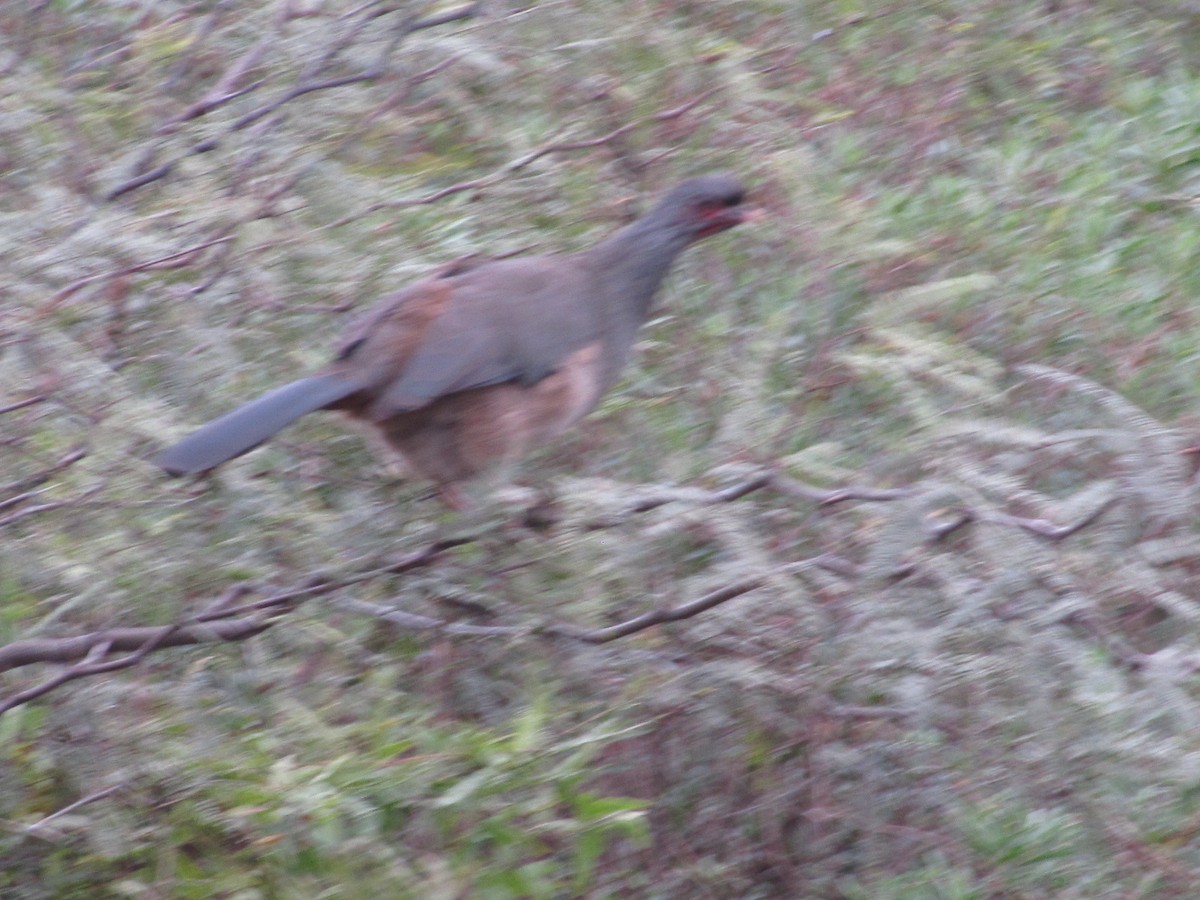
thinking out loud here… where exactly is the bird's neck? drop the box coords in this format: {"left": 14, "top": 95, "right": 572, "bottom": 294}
{"left": 586, "top": 214, "right": 691, "bottom": 321}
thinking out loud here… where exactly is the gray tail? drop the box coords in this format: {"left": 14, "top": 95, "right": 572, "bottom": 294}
{"left": 154, "top": 374, "right": 359, "bottom": 476}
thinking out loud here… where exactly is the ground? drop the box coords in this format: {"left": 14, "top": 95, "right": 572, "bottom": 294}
{"left": 4, "top": 1, "right": 1200, "bottom": 896}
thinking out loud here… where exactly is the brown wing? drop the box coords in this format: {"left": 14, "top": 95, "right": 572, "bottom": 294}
{"left": 331, "top": 254, "right": 603, "bottom": 415}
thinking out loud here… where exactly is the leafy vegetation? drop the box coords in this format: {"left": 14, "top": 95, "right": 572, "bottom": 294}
{"left": 5, "top": 0, "right": 1200, "bottom": 895}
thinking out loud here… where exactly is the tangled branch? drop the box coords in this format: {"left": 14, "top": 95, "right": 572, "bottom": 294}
{"left": 0, "top": 448, "right": 1140, "bottom": 716}
{"left": 105, "top": 3, "right": 482, "bottom": 201}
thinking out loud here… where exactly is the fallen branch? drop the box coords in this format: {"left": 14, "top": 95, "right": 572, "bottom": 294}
{"left": 0, "top": 447, "right": 86, "bottom": 498}
{"left": 161, "top": 36, "right": 271, "bottom": 130}
{"left": 980, "top": 498, "right": 1117, "bottom": 540}
{"left": 0, "top": 452, "right": 1127, "bottom": 714}
{"left": 0, "top": 618, "right": 273, "bottom": 673}
{"left": 767, "top": 469, "right": 1115, "bottom": 545}
{"left": 626, "top": 470, "right": 774, "bottom": 515}
{"left": 39, "top": 235, "right": 233, "bottom": 313}
{"left": 339, "top": 575, "right": 767, "bottom": 645}
{"left": 577, "top": 471, "right": 773, "bottom": 528}
{"left": 543, "top": 577, "right": 764, "bottom": 644}
{"left": 0, "top": 485, "right": 103, "bottom": 529}
{"left": 0, "top": 529, "right": 767, "bottom": 713}
{"left": 0, "top": 396, "right": 46, "bottom": 416}
{"left": 0, "top": 586, "right": 263, "bottom": 714}
{"left": 769, "top": 472, "right": 915, "bottom": 505}
{"left": 0, "top": 536, "right": 475, "bottom": 708}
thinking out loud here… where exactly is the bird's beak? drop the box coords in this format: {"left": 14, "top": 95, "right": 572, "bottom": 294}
{"left": 720, "top": 202, "right": 765, "bottom": 232}
{"left": 696, "top": 201, "right": 764, "bottom": 239}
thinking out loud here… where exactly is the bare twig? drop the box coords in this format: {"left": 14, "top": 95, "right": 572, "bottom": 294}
{"left": 625, "top": 471, "right": 774, "bottom": 515}
{"left": 926, "top": 507, "right": 973, "bottom": 541}
{"left": 544, "top": 578, "right": 764, "bottom": 644}
{"left": 0, "top": 396, "right": 46, "bottom": 416}
{"left": 0, "top": 448, "right": 86, "bottom": 498}
{"left": 770, "top": 472, "right": 915, "bottom": 505}
{"left": 0, "top": 488, "right": 50, "bottom": 513}
{"left": 783, "top": 553, "right": 861, "bottom": 578}
{"left": 0, "top": 485, "right": 102, "bottom": 529}
{"left": 0, "top": 536, "right": 476, "bottom": 713}
{"left": 104, "top": 160, "right": 181, "bottom": 203}
{"left": 39, "top": 235, "right": 233, "bottom": 313}
{"left": 0, "top": 587, "right": 264, "bottom": 714}
{"left": 0, "top": 436, "right": 1125, "bottom": 714}
{"left": 106, "top": 3, "right": 480, "bottom": 201}
{"left": 980, "top": 496, "right": 1117, "bottom": 540}
{"left": 162, "top": 36, "right": 271, "bottom": 129}
{"left": 404, "top": 2, "right": 483, "bottom": 31}
{"left": 341, "top": 89, "right": 720, "bottom": 223}
{"left": 342, "top": 575, "right": 765, "bottom": 645}
{"left": 25, "top": 783, "right": 126, "bottom": 835}
{"left": 0, "top": 618, "right": 274, "bottom": 673}
{"left": 0, "top": 641, "right": 114, "bottom": 716}
{"left": 766, "top": 466, "right": 1114, "bottom": 543}
{"left": 0, "top": 528, "right": 762, "bottom": 712}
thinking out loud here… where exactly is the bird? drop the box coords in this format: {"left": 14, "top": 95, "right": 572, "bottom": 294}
{"left": 154, "top": 173, "right": 755, "bottom": 506}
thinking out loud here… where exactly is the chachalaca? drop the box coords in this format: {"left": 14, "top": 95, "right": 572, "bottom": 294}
{"left": 154, "top": 174, "right": 754, "bottom": 504}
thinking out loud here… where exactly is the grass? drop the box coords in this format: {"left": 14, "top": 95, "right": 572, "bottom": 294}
{"left": 5, "top": 0, "right": 1200, "bottom": 896}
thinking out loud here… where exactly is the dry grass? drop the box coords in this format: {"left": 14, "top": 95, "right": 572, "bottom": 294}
{"left": 5, "top": 1, "right": 1200, "bottom": 896}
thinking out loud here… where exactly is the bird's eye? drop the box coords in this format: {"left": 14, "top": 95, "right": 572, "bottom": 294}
{"left": 724, "top": 192, "right": 744, "bottom": 207}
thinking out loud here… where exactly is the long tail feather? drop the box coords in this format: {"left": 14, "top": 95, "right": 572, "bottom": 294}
{"left": 154, "top": 375, "right": 358, "bottom": 475}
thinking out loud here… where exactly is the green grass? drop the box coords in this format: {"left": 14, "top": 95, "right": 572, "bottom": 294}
{"left": 5, "top": 0, "right": 1200, "bottom": 895}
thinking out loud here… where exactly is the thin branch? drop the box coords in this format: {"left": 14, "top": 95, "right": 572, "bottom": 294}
{"left": 0, "top": 588, "right": 262, "bottom": 714}
{"left": 624, "top": 471, "right": 773, "bottom": 515}
{"left": 783, "top": 553, "right": 860, "bottom": 578}
{"left": 341, "top": 89, "right": 719, "bottom": 222}
{"left": 24, "top": 783, "right": 127, "bottom": 835}
{"left": 106, "top": 3, "right": 479, "bottom": 201}
{"left": 0, "top": 447, "right": 86, "bottom": 498}
{"left": 341, "top": 575, "right": 765, "bottom": 645}
{"left": 543, "top": 578, "right": 764, "bottom": 644}
{"left": 0, "top": 641, "right": 114, "bottom": 716}
{"left": 0, "top": 488, "right": 50, "bottom": 514}
{"left": 104, "top": 160, "right": 181, "bottom": 203}
{"left": 0, "top": 437, "right": 1122, "bottom": 713}
{"left": 404, "top": 2, "right": 483, "bottom": 31}
{"left": 0, "top": 396, "right": 46, "bottom": 416}
{"left": 0, "top": 538, "right": 765, "bottom": 713}
{"left": 0, "top": 537, "right": 475, "bottom": 684}
{"left": 162, "top": 36, "right": 271, "bottom": 129}
{"left": 232, "top": 71, "right": 379, "bottom": 131}
{"left": 0, "top": 485, "right": 102, "bottom": 529}
{"left": 769, "top": 472, "right": 915, "bottom": 505}
{"left": 980, "top": 496, "right": 1117, "bottom": 540}
{"left": 766, "top": 467, "right": 1114, "bottom": 543}
{"left": 926, "top": 507, "right": 973, "bottom": 541}
{"left": 40, "top": 235, "right": 233, "bottom": 312}
{"left": 0, "top": 618, "right": 273, "bottom": 672}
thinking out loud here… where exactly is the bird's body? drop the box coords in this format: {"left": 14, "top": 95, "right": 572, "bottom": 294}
{"left": 155, "top": 174, "right": 752, "bottom": 500}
